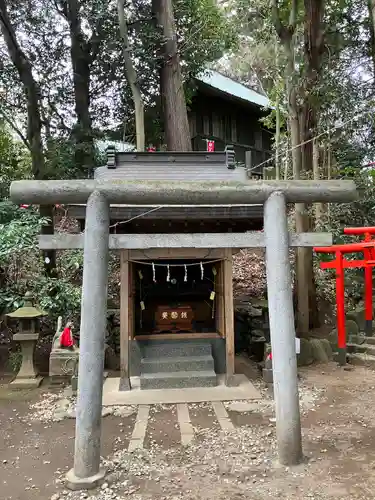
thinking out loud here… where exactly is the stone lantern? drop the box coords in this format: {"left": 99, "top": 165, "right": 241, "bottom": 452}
{"left": 6, "top": 292, "right": 46, "bottom": 388}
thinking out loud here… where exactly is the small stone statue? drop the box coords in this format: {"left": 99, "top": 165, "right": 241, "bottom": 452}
{"left": 60, "top": 321, "right": 76, "bottom": 350}
{"left": 52, "top": 317, "right": 77, "bottom": 351}
{"left": 52, "top": 316, "right": 63, "bottom": 350}
{"left": 50, "top": 317, "right": 79, "bottom": 384}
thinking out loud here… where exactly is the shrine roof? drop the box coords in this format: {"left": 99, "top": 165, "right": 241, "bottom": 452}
{"left": 195, "top": 70, "right": 270, "bottom": 109}
{"left": 94, "top": 150, "right": 246, "bottom": 183}
{"left": 67, "top": 150, "right": 264, "bottom": 224}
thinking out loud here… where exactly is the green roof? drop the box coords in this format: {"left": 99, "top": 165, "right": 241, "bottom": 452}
{"left": 196, "top": 70, "right": 270, "bottom": 108}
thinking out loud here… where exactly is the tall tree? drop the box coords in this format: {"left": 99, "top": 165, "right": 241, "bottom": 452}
{"left": 271, "top": 0, "right": 312, "bottom": 333}
{"left": 154, "top": 0, "right": 192, "bottom": 151}
{"left": 301, "top": 0, "right": 325, "bottom": 173}
{"left": 368, "top": 0, "right": 375, "bottom": 80}
{"left": 58, "top": 0, "right": 95, "bottom": 173}
{"left": 0, "top": 0, "right": 56, "bottom": 276}
{"left": 117, "top": 0, "right": 145, "bottom": 151}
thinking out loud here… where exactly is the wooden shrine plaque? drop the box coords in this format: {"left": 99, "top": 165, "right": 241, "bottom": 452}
{"left": 154, "top": 305, "right": 194, "bottom": 333}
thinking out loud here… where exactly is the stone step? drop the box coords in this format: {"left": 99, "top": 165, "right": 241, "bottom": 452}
{"left": 142, "top": 342, "right": 212, "bottom": 359}
{"left": 348, "top": 343, "right": 375, "bottom": 356}
{"left": 364, "top": 337, "right": 375, "bottom": 345}
{"left": 140, "top": 370, "right": 217, "bottom": 390}
{"left": 347, "top": 352, "right": 375, "bottom": 369}
{"left": 141, "top": 355, "right": 214, "bottom": 374}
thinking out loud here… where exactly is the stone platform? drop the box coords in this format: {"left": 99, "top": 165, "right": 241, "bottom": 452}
{"left": 102, "top": 374, "right": 261, "bottom": 405}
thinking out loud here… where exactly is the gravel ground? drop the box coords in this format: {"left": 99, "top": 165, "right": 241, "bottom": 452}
{"left": 1, "top": 363, "right": 375, "bottom": 500}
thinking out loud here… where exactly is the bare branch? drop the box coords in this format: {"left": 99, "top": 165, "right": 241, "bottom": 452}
{"left": 0, "top": 109, "right": 30, "bottom": 149}
{"left": 46, "top": 96, "right": 71, "bottom": 132}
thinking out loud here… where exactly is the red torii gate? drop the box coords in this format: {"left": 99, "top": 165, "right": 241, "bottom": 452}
{"left": 343, "top": 227, "right": 375, "bottom": 335}
{"left": 314, "top": 238, "right": 375, "bottom": 365}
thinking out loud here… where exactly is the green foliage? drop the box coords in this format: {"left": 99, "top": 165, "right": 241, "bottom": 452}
{"left": 35, "top": 276, "right": 81, "bottom": 319}
{"left": 0, "top": 205, "right": 45, "bottom": 267}
{"left": 8, "top": 350, "right": 22, "bottom": 372}
{"left": 0, "top": 206, "right": 82, "bottom": 321}
{"left": 175, "top": 0, "right": 238, "bottom": 74}
{"left": 0, "top": 123, "right": 31, "bottom": 197}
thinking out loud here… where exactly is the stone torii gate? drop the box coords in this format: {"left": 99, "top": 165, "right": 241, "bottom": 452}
{"left": 10, "top": 178, "right": 357, "bottom": 490}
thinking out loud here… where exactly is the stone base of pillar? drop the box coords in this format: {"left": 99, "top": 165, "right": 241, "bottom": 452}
{"left": 10, "top": 375, "right": 43, "bottom": 389}
{"left": 337, "top": 347, "right": 347, "bottom": 366}
{"left": 262, "top": 368, "right": 273, "bottom": 384}
{"left": 119, "top": 377, "right": 131, "bottom": 391}
{"left": 225, "top": 374, "right": 240, "bottom": 387}
{"left": 66, "top": 468, "right": 106, "bottom": 491}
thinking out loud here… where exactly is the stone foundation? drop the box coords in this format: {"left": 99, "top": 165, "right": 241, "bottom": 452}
{"left": 49, "top": 349, "right": 79, "bottom": 384}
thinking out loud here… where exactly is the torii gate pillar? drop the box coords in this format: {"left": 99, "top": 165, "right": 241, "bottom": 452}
{"left": 264, "top": 192, "right": 302, "bottom": 464}
{"left": 66, "top": 191, "right": 110, "bottom": 489}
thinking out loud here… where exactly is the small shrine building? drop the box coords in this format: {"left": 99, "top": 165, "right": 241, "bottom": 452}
{"left": 60, "top": 148, "right": 264, "bottom": 389}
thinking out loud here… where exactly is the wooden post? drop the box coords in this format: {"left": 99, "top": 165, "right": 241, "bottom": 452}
{"left": 215, "top": 260, "right": 225, "bottom": 335}
{"left": 128, "top": 260, "right": 135, "bottom": 338}
{"left": 223, "top": 248, "right": 236, "bottom": 386}
{"left": 120, "top": 250, "right": 131, "bottom": 390}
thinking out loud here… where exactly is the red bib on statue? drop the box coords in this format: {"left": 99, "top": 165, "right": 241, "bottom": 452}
{"left": 60, "top": 327, "right": 73, "bottom": 348}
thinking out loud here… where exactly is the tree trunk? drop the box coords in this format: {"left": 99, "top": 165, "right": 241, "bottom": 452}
{"left": 286, "top": 42, "right": 310, "bottom": 334}
{"left": 368, "top": 0, "right": 375, "bottom": 80}
{"left": 272, "top": 0, "right": 310, "bottom": 333}
{"left": 117, "top": 0, "right": 145, "bottom": 151}
{"left": 62, "top": 0, "right": 94, "bottom": 174}
{"left": 301, "top": 0, "right": 325, "bottom": 172}
{"left": 275, "top": 38, "right": 281, "bottom": 180}
{"left": 275, "top": 95, "right": 281, "bottom": 180}
{"left": 301, "top": 0, "right": 325, "bottom": 329}
{"left": 154, "top": 0, "right": 192, "bottom": 151}
{"left": 0, "top": 0, "right": 56, "bottom": 277}
{"left": 313, "top": 139, "right": 323, "bottom": 222}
